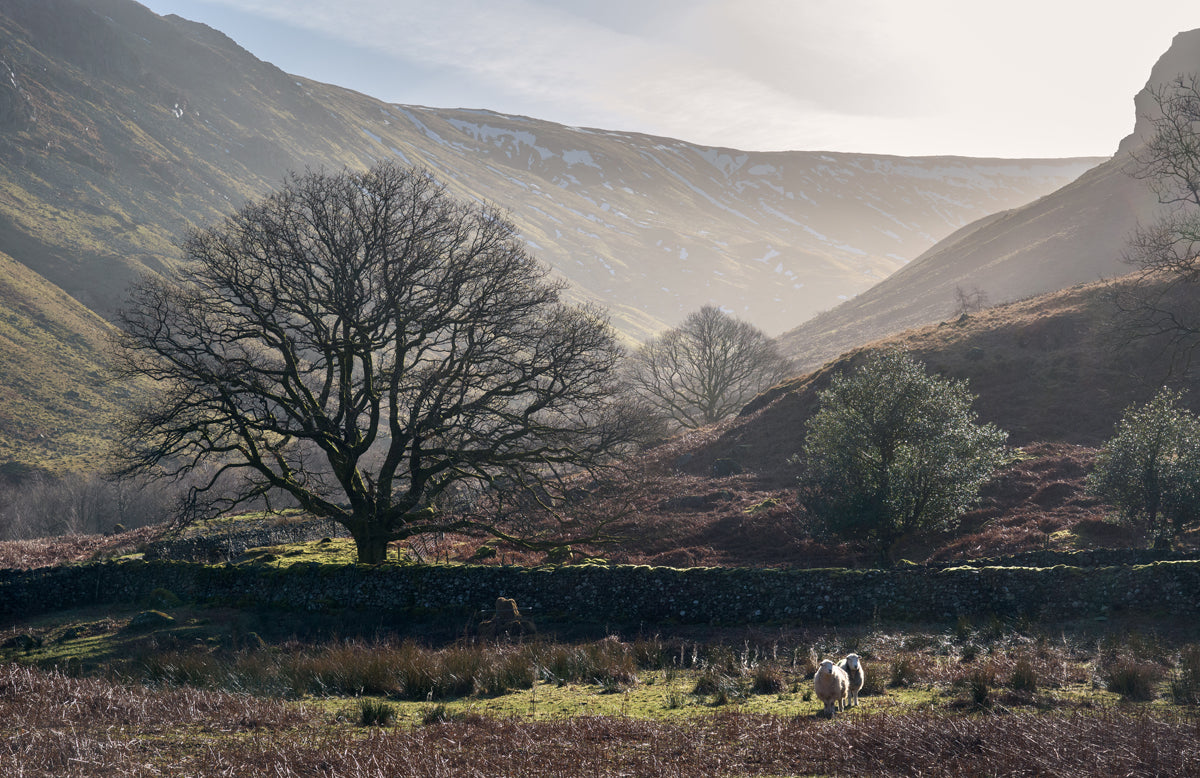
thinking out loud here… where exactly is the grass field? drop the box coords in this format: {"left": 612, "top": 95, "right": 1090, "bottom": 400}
{"left": 2, "top": 598, "right": 1199, "bottom": 776}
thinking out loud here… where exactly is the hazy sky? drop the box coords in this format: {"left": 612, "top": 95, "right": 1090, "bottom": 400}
{"left": 138, "top": 0, "right": 1197, "bottom": 158}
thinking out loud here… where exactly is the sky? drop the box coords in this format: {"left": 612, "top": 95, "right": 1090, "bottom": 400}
{"left": 137, "top": 0, "right": 1198, "bottom": 159}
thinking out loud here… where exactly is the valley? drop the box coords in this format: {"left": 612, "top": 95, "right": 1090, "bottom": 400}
{"left": 0, "top": 2, "right": 1199, "bottom": 776}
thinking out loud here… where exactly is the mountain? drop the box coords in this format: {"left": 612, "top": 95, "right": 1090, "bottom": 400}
{"left": 0, "top": 0, "right": 1100, "bottom": 471}
{"left": 0, "top": 0, "right": 1097, "bottom": 337}
{"left": 776, "top": 28, "right": 1200, "bottom": 371}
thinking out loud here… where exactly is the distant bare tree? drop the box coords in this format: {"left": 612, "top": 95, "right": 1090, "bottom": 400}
{"left": 1117, "top": 73, "right": 1200, "bottom": 369}
{"left": 954, "top": 285, "right": 989, "bottom": 315}
{"left": 627, "top": 305, "right": 793, "bottom": 429}
{"left": 112, "top": 163, "right": 650, "bottom": 563}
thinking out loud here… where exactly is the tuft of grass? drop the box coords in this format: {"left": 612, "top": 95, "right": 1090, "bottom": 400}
{"left": 1009, "top": 658, "right": 1038, "bottom": 692}
{"left": 359, "top": 699, "right": 396, "bottom": 726}
{"left": 750, "top": 665, "right": 785, "bottom": 694}
{"left": 692, "top": 671, "right": 746, "bottom": 706}
{"left": 889, "top": 655, "right": 920, "bottom": 688}
{"left": 664, "top": 689, "right": 687, "bottom": 709}
{"left": 1104, "top": 659, "right": 1162, "bottom": 702}
{"left": 955, "top": 615, "right": 973, "bottom": 642}
{"left": 859, "top": 664, "right": 887, "bottom": 697}
{"left": 1170, "top": 645, "right": 1200, "bottom": 705}
{"left": 969, "top": 669, "right": 993, "bottom": 708}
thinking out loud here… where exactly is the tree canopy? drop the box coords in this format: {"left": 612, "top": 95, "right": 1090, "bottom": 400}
{"left": 1087, "top": 388, "right": 1200, "bottom": 541}
{"left": 112, "top": 163, "right": 647, "bottom": 562}
{"left": 627, "top": 305, "right": 792, "bottom": 429}
{"left": 795, "top": 350, "right": 1007, "bottom": 565}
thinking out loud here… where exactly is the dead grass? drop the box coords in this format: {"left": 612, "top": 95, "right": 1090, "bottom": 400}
{"left": 0, "top": 660, "right": 1197, "bottom": 776}
{"left": 0, "top": 524, "right": 161, "bottom": 569}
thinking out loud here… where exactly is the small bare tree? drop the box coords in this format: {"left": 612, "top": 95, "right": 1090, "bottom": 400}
{"left": 627, "top": 305, "right": 793, "bottom": 429}
{"left": 954, "top": 285, "right": 989, "bottom": 316}
{"left": 112, "top": 163, "right": 647, "bottom": 563}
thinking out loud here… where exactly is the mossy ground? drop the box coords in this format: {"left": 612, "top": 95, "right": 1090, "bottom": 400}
{"left": 2, "top": 600, "right": 1193, "bottom": 728}
{"left": 237, "top": 537, "right": 362, "bottom": 567}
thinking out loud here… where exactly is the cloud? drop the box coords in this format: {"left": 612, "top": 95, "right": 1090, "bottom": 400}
{"left": 203, "top": 0, "right": 924, "bottom": 149}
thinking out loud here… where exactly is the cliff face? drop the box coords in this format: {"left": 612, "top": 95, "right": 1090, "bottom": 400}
{"left": 1119, "top": 28, "right": 1200, "bottom": 156}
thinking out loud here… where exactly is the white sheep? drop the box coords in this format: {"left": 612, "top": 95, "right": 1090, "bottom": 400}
{"left": 813, "top": 658, "right": 849, "bottom": 717}
{"left": 838, "top": 653, "right": 865, "bottom": 707}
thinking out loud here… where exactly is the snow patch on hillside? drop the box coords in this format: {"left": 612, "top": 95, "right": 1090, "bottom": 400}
{"left": 562, "top": 150, "right": 601, "bottom": 168}
{"left": 699, "top": 148, "right": 749, "bottom": 176}
{"left": 395, "top": 108, "right": 449, "bottom": 146}
{"left": 444, "top": 119, "right": 556, "bottom": 161}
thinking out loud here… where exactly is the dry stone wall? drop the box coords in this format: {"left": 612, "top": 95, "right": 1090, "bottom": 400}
{"left": 1, "top": 559, "right": 1198, "bottom": 626}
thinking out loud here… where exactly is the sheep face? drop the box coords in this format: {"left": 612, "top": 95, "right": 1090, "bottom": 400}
{"left": 813, "top": 659, "right": 850, "bottom": 717}
{"left": 838, "top": 653, "right": 865, "bottom": 707}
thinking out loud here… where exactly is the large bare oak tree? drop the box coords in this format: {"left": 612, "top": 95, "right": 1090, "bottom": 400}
{"left": 112, "top": 163, "right": 643, "bottom": 563}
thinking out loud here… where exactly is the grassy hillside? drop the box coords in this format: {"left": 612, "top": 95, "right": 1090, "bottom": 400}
{"left": 775, "top": 159, "right": 1155, "bottom": 370}
{"left": 0, "top": 250, "right": 137, "bottom": 472}
{"left": 688, "top": 275, "right": 1187, "bottom": 484}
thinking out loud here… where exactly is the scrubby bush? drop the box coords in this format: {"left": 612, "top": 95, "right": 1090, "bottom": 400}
{"left": 1087, "top": 388, "right": 1200, "bottom": 540}
{"left": 795, "top": 349, "right": 1007, "bottom": 565}
{"left": 0, "top": 471, "right": 175, "bottom": 540}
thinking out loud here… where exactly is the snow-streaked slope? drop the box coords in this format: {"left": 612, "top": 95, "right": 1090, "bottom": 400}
{"left": 329, "top": 100, "right": 1101, "bottom": 339}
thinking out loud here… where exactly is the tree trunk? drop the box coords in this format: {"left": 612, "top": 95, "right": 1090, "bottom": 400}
{"left": 353, "top": 531, "right": 390, "bottom": 564}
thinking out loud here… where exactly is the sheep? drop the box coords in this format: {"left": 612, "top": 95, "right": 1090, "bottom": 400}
{"left": 813, "top": 658, "right": 849, "bottom": 717}
{"left": 838, "top": 653, "right": 865, "bottom": 707}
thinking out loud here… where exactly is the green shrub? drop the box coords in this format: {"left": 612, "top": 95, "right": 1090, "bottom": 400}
{"left": 795, "top": 349, "right": 1008, "bottom": 565}
{"left": 1087, "top": 388, "right": 1200, "bottom": 539}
